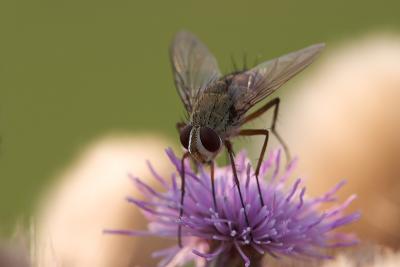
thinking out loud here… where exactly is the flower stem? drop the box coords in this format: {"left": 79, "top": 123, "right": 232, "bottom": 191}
{"left": 211, "top": 247, "right": 263, "bottom": 267}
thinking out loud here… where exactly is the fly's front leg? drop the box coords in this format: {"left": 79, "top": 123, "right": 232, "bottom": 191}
{"left": 178, "top": 151, "right": 190, "bottom": 248}
{"left": 176, "top": 122, "right": 186, "bottom": 132}
{"left": 241, "top": 97, "right": 291, "bottom": 163}
{"left": 238, "top": 129, "right": 269, "bottom": 206}
{"left": 225, "top": 141, "right": 252, "bottom": 234}
{"left": 210, "top": 161, "right": 217, "bottom": 210}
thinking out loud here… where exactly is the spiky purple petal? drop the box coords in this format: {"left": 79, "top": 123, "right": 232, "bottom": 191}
{"left": 109, "top": 148, "right": 360, "bottom": 267}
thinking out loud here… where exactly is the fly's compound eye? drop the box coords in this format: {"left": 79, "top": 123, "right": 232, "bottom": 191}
{"left": 179, "top": 125, "right": 192, "bottom": 149}
{"left": 200, "top": 127, "right": 221, "bottom": 153}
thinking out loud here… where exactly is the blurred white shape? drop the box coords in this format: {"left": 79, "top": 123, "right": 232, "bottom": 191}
{"left": 323, "top": 247, "right": 400, "bottom": 267}
{"left": 266, "top": 245, "right": 400, "bottom": 267}
{"left": 35, "top": 134, "right": 174, "bottom": 267}
{"left": 282, "top": 33, "right": 400, "bottom": 247}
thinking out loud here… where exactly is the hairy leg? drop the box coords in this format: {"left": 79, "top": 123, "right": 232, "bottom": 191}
{"left": 178, "top": 151, "right": 190, "bottom": 248}
{"left": 241, "top": 97, "right": 291, "bottom": 162}
{"left": 210, "top": 161, "right": 217, "bottom": 210}
{"left": 225, "top": 141, "right": 251, "bottom": 231}
{"left": 238, "top": 129, "right": 269, "bottom": 206}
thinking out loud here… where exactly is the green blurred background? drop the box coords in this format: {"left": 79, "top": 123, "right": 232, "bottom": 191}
{"left": 0, "top": 0, "right": 399, "bottom": 235}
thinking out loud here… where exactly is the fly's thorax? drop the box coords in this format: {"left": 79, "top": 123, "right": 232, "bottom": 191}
{"left": 190, "top": 91, "right": 238, "bottom": 138}
{"left": 188, "top": 126, "right": 222, "bottom": 163}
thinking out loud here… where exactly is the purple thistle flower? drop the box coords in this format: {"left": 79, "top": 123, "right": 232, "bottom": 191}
{"left": 106, "top": 148, "right": 360, "bottom": 267}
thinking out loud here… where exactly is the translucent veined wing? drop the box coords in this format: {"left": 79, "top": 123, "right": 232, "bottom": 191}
{"left": 230, "top": 43, "right": 325, "bottom": 115}
{"left": 170, "top": 31, "right": 222, "bottom": 112}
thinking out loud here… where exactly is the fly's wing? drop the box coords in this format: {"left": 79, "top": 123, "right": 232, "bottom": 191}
{"left": 230, "top": 43, "right": 325, "bottom": 115}
{"left": 170, "top": 31, "right": 222, "bottom": 113}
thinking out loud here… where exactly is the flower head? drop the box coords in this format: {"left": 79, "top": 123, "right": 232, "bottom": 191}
{"left": 107, "top": 149, "right": 360, "bottom": 267}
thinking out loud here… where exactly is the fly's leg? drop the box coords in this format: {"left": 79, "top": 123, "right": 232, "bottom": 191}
{"left": 177, "top": 122, "right": 200, "bottom": 173}
{"left": 225, "top": 141, "right": 252, "bottom": 239}
{"left": 238, "top": 129, "right": 269, "bottom": 206}
{"left": 210, "top": 161, "right": 217, "bottom": 210}
{"left": 176, "top": 122, "right": 186, "bottom": 132}
{"left": 178, "top": 151, "right": 190, "bottom": 248}
{"left": 241, "top": 97, "right": 291, "bottom": 162}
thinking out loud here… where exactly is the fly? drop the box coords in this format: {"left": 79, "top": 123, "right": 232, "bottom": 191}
{"left": 170, "top": 31, "right": 324, "bottom": 247}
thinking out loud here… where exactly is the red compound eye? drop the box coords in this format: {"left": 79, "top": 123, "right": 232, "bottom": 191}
{"left": 199, "top": 127, "right": 220, "bottom": 153}
{"left": 179, "top": 125, "right": 192, "bottom": 149}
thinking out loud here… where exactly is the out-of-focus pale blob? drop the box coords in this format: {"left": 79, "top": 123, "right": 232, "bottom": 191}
{"left": 322, "top": 246, "right": 400, "bottom": 267}
{"left": 323, "top": 250, "right": 400, "bottom": 267}
{"left": 282, "top": 33, "right": 400, "bottom": 248}
{"left": 267, "top": 245, "right": 400, "bottom": 267}
{"left": 35, "top": 134, "right": 176, "bottom": 267}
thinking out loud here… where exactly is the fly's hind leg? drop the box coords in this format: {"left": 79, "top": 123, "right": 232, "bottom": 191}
{"left": 241, "top": 97, "right": 291, "bottom": 163}
{"left": 225, "top": 141, "right": 252, "bottom": 241}
{"left": 238, "top": 129, "right": 269, "bottom": 206}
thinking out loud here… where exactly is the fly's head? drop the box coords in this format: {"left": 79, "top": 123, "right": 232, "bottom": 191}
{"left": 179, "top": 124, "right": 222, "bottom": 163}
